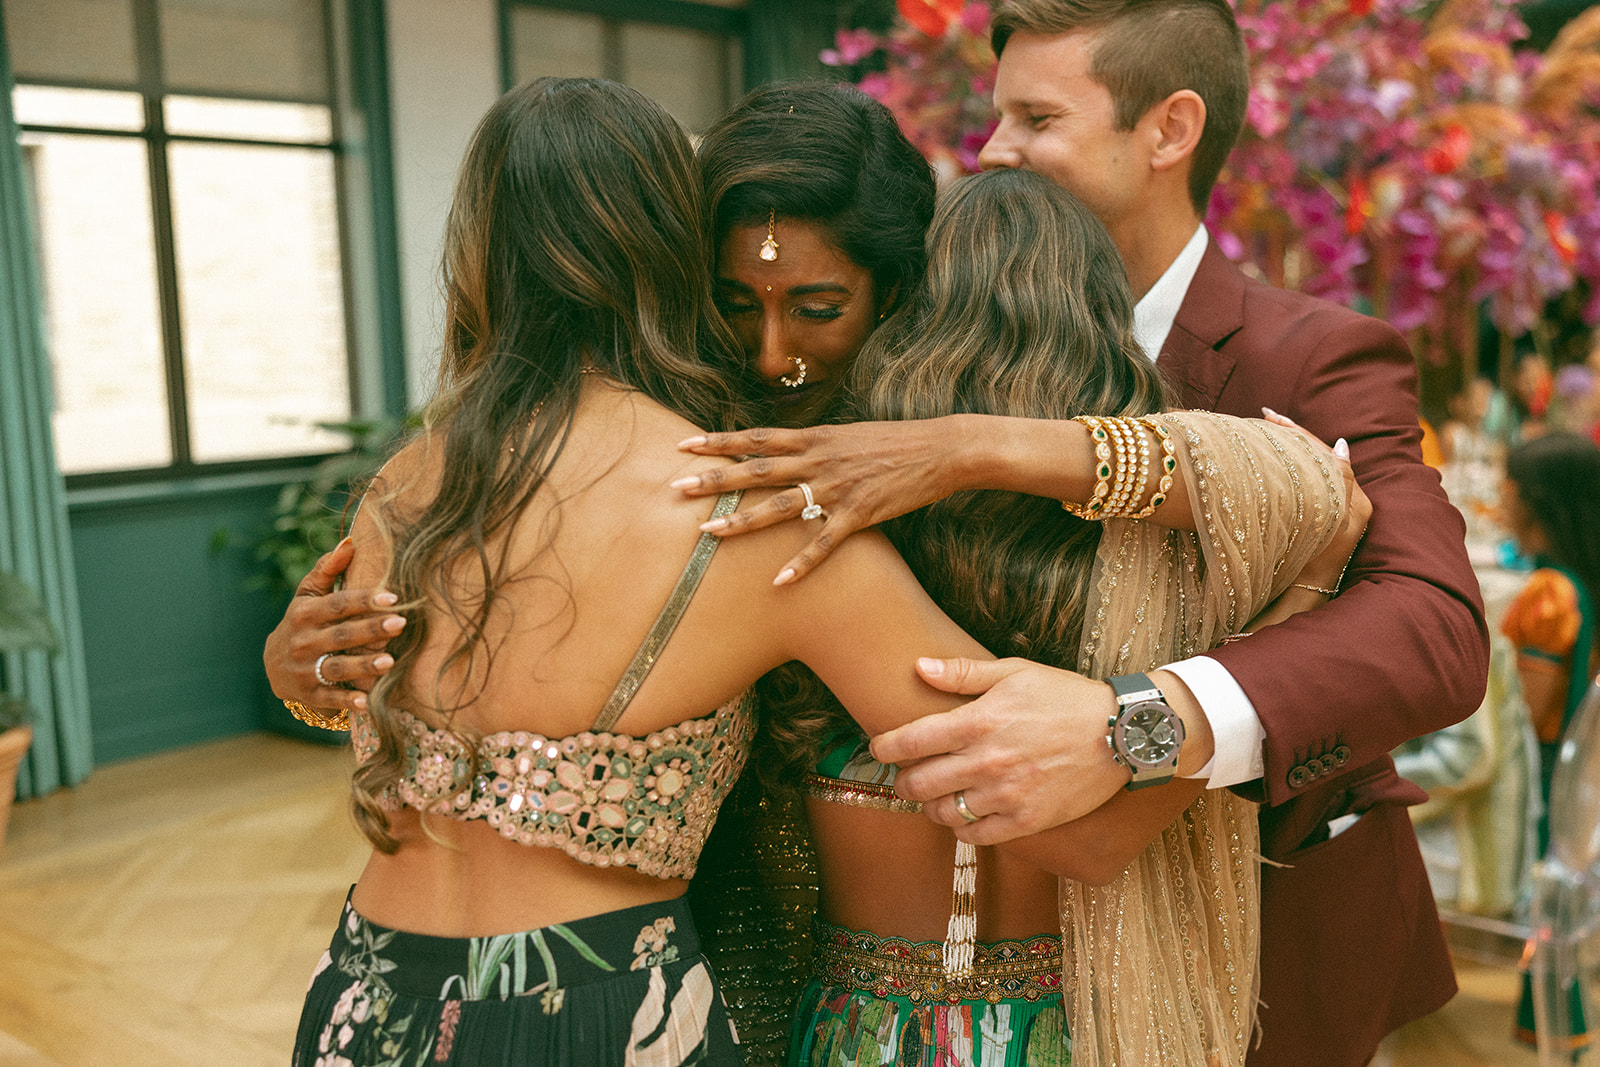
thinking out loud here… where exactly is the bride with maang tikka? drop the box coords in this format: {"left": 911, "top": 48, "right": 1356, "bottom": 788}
{"left": 685, "top": 87, "right": 1365, "bottom": 1067}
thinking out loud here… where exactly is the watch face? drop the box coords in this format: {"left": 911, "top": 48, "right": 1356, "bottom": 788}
{"left": 1119, "top": 701, "right": 1182, "bottom": 766}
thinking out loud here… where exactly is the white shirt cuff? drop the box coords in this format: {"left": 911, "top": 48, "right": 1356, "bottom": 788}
{"left": 1159, "top": 655, "right": 1265, "bottom": 788}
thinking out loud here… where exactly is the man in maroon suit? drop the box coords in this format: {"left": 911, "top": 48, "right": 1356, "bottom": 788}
{"left": 667, "top": 1, "right": 1488, "bottom": 1062}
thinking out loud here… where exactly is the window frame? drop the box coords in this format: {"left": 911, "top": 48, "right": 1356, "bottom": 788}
{"left": 497, "top": 0, "right": 748, "bottom": 100}
{"left": 10, "top": 0, "right": 392, "bottom": 489}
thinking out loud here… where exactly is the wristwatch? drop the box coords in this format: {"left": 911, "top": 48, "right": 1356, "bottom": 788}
{"left": 1105, "top": 672, "right": 1185, "bottom": 790}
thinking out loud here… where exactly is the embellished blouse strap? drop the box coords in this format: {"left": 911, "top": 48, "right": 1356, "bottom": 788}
{"left": 591, "top": 489, "right": 745, "bottom": 733}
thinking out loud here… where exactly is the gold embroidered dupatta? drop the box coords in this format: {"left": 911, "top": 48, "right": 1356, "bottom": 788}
{"left": 1063, "top": 411, "right": 1349, "bottom": 1067}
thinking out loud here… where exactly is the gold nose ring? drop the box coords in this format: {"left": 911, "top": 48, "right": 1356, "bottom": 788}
{"left": 780, "top": 356, "right": 807, "bottom": 388}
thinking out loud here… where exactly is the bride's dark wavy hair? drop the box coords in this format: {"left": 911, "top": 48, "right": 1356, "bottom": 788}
{"left": 351, "top": 77, "right": 758, "bottom": 850}
{"left": 758, "top": 168, "right": 1172, "bottom": 788}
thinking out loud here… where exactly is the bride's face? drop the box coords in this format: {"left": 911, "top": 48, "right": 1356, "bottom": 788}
{"left": 715, "top": 218, "right": 880, "bottom": 428}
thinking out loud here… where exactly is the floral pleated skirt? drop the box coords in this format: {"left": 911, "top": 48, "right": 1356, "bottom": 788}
{"left": 294, "top": 890, "right": 744, "bottom": 1066}
{"left": 786, "top": 922, "right": 1068, "bottom": 1067}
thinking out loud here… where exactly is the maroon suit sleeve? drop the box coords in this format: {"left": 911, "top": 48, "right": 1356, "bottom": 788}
{"left": 1202, "top": 309, "right": 1489, "bottom": 807}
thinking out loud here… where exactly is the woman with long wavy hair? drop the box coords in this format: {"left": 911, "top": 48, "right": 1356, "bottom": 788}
{"left": 287, "top": 76, "right": 1006, "bottom": 1066}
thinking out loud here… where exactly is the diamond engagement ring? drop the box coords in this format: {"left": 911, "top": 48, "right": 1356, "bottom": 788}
{"left": 314, "top": 652, "right": 335, "bottom": 688}
{"left": 954, "top": 789, "right": 980, "bottom": 823}
{"left": 797, "top": 482, "right": 824, "bottom": 521}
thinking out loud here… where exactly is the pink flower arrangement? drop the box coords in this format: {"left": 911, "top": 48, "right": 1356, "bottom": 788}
{"left": 823, "top": 1, "right": 1000, "bottom": 181}
{"left": 823, "top": 0, "right": 1600, "bottom": 345}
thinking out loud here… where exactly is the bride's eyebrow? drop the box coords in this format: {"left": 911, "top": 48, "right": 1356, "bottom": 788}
{"left": 789, "top": 283, "right": 850, "bottom": 296}
{"left": 715, "top": 277, "right": 752, "bottom": 291}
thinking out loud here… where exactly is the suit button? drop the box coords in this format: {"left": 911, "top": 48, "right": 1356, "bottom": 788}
{"left": 1333, "top": 745, "right": 1352, "bottom": 766}
{"left": 1319, "top": 754, "right": 1339, "bottom": 774}
{"left": 1288, "top": 765, "right": 1310, "bottom": 788}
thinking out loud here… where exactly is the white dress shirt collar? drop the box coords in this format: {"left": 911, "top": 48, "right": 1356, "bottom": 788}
{"left": 1132, "top": 224, "right": 1208, "bottom": 362}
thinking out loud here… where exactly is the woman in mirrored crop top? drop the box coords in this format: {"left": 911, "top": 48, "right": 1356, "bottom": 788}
{"left": 289, "top": 79, "right": 1368, "bottom": 1067}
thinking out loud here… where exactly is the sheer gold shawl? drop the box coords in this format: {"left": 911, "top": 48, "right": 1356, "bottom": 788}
{"left": 1063, "top": 411, "right": 1349, "bottom": 1067}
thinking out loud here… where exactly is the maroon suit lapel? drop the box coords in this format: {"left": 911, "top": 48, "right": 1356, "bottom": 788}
{"left": 1158, "top": 239, "right": 1246, "bottom": 411}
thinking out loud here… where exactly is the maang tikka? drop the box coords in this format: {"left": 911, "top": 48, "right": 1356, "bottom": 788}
{"left": 759, "top": 209, "right": 779, "bottom": 261}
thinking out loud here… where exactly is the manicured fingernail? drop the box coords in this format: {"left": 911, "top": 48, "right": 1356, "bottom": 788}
{"left": 677, "top": 436, "right": 707, "bottom": 449}
{"left": 918, "top": 657, "right": 944, "bottom": 677}
{"left": 338, "top": 536, "right": 353, "bottom": 549}
{"left": 669, "top": 476, "right": 699, "bottom": 490}
{"left": 373, "top": 654, "right": 394, "bottom": 671}
{"left": 1262, "top": 407, "right": 1279, "bottom": 419}
{"left": 382, "top": 615, "right": 406, "bottom": 634}
{"left": 352, "top": 694, "right": 367, "bottom": 710}
{"left": 773, "top": 568, "right": 796, "bottom": 586}
{"left": 1333, "top": 438, "right": 1350, "bottom": 461}
{"left": 373, "top": 592, "right": 398, "bottom": 607}
{"left": 699, "top": 518, "right": 727, "bottom": 532}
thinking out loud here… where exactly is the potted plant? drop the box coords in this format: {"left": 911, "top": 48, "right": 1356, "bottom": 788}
{"left": 0, "top": 567, "right": 60, "bottom": 848}
{"left": 245, "top": 414, "right": 419, "bottom": 597}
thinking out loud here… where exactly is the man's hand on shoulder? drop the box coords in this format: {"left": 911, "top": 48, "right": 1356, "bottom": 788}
{"left": 873, "top": 659, "right": 1217, "bottom": 844}
{"left": 870, "top": 658, "right": 1130, "bottom": 844}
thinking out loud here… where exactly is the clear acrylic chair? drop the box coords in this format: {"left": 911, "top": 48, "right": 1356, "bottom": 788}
{"left": 1528, "top": 678, "right": 1600, "bottom": 1064}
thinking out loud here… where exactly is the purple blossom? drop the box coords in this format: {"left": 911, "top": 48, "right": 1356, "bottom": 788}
{"left": 828, "top": 0, "right": 1600, "bottom": 335}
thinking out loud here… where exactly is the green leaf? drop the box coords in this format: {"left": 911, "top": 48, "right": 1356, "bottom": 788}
{"left": 548, "top": 924, "right": 617, "bottom": 972}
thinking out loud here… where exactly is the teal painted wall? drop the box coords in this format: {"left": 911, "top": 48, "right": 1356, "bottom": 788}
{"left": 67, "top": 478, "right": 308, "bottom": 763}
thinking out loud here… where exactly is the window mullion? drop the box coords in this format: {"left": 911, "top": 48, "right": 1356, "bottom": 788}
{"left": 133, "top": 0, "right": 193, "bottom": 471}
{"left": 323, "top": 0, "right": 362, "bottom": 423}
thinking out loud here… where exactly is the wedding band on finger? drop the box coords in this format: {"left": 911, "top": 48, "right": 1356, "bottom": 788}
{"left": 954, "top": 789, "right": 980, "bottom": 824}
{"left": 797, "top": 482, "right": 824, "bottom": 521}
{"left": 314, "top": 652, "right": 335, "bottom": 688}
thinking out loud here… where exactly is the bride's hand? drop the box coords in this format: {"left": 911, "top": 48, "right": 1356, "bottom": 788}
{"left": 672, "top": 418, "right": 971, "bottom": 584}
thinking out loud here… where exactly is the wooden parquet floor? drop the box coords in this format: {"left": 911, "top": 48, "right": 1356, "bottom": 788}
{"left": 0, "top": 733, "right": 1548, "bottom": 1066}
{"left": 0, "top": 734, "right": 364, "bottom": 1067}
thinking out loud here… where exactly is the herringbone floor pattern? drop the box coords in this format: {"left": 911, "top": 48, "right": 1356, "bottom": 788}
{"left": 0, "top": 734, "right": 363, "bottom": 1066}
{"left": 0, "top": 733, "right": 1541, "bottom": 1066}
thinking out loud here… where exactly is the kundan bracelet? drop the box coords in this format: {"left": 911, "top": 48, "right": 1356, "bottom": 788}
{"left": 283, "top": 699, "right": 350, "bottom": 731}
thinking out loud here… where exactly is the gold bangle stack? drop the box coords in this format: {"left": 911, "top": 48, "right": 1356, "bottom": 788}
{"left": 1071, "top": 419, "right": 1115, "bottom": 517}
{"left": 283, "top": 699, "right": 350, "bottom": 731}
{"left": 1126, "top": 418, "right": 1176, "bottom": 520}
{"left": 1062, "top": 415, "right": 1177, "bottom": 520}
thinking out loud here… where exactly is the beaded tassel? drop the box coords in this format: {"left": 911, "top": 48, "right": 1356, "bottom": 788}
{"left": 942, "top": 840, "right": 979, "bottom": 980}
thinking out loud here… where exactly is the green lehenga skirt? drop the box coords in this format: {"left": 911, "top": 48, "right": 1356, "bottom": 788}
{"left": 786, "top": 921, "right": 1069, "bottom": 1066}
{"left": 294, "top": 890, "right": 743, "bottom": 1066}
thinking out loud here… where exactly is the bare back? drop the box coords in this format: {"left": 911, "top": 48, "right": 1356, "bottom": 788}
{"left": 346, "top": 377, "right": 1065, "bottom": 941}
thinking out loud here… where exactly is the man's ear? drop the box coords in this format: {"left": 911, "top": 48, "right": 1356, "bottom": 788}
{"left": 1147, "top": 89, "right": 1206, "bottom": 174}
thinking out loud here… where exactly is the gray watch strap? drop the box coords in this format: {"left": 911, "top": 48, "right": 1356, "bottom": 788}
{"left": 1108, "top": 672, "right": 1161, "bottom": 704}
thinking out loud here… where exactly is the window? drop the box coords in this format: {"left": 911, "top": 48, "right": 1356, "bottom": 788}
{"left": 7, "top": 0, "right": 357, "bottom": 478}
{"left": 503, "top": 1, "right": 745, "bottom": 135}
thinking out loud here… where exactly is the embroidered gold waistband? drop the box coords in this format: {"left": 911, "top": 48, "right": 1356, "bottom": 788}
{"left": 802, "top": 773, "right": 922, "bottom": 813}
{"left": 811, "top": 920, "right": 1063, "bottom": 1005}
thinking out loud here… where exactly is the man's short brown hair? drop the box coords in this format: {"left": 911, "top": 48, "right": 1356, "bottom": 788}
{"left": 992, "top": 0, "right": 1248, "bottom": 215}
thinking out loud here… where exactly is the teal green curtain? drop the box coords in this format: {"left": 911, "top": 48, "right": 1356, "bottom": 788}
{"left": 0, "top": 13, "right": 94, "bottom": 798}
